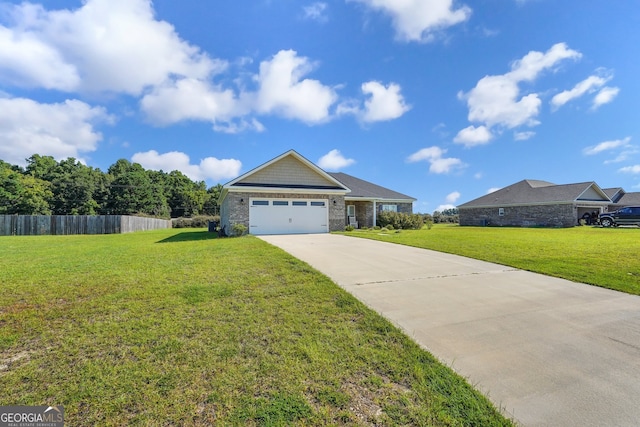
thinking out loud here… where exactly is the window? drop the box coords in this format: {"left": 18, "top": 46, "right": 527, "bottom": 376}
{"left": 381, "top": 204, "right": 397, "bottom": 212}
{"left": 252, "top": 200, "right": 268, "bottom": 206}
{"left": 347, "top": 205, "right": 355, "bottom": 217}
{"left": 273, "top": 201, "right": 289, "bottom": 206}
{"left": 498, "top": 208, "right": 505, "bottom": 216}
{"left": 310, "top": 201, "right": 325, "bottom": 207}
{"left": 292, "top": 201, "right": 307, "bottom": 207}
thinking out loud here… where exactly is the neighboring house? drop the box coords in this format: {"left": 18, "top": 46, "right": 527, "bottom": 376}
{"left": 458, "top": 179, "right": 615, "bottom": 227}
{"left": 219, "top": 150, "right": 416, "bottom": 235}
{"left": 603, "top": 187, "right": 640, "bottom": 211}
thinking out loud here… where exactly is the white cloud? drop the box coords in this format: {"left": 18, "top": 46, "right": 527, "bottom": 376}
{"left": 619, "top": 165, "right": 640, "bottom": 174}
{"left": 436, "top": 204, "right": 456, "bottom": 212}
{"left": 583, "top": 137, "right": 631, "bottom": 155}
{"left": 140, "top": 78, "right": 243, "bottom": 127}
{"left": 604, "top": 149, "right": 638, "bottom": 165}
{"left": 350, "top": 0, "right": 471, "bottom": 42}
{"left": 131, "top": 150, "right": 242, "bottom": 182}
{"left": 593, "top": 86, "right": 619, "bottom": 109}
{"left": 360, "top": 81, "right": 411, "bottom": 122}
{"left": 254, "top": 50, "right": 338, "bottom": 124}
{"left": 0, "top": 1, "right": 411, "bottom": 134}
{"left": 338, "top": 81, "right": 411, "bottom": 123}
{"left": 407, "top": 146, "right": 445, "bottom": 162}
{"left": 458, "top": 43, "right": 581, "bottom": 143}
{"left": 0, "top": 97, "right": 111, "bottom": 166}
{"left": 445, "top": 191, "right": 461, "bottom": 204}
{"left": 430, "top": 157, "right": 464, "bottom": 174}
{"left": 514, "top": 131, "right": 535, "bottom": 141}
{"left": 141, "top": 50, "right": 339, "bottom": 128}
{"left": 487, "top": 187, "right": 501, "bottom": 194}
{"left": 0, "top": 0, "right": 218, "bottom": 94}
{"left": 551, "top": 74, "right": 610, "bottom": 109}
{"left": 407, "top": 146, "right": 465, "bottom": 174}
{"left": 0, "top": 25, "right": 80, "bottom": 90}
{"left": 303, "top": 2, "right": 328, "bottom": 22}
{"left": 454, "top": 125, "right": 492, "bottom": 146}
{"left": 317, "top": 149, "right": 355, "bottom": 171}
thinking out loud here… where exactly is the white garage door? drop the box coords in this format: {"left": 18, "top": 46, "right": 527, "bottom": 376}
{"left": 249, "top": 198, "right": 329, "bottom": 235}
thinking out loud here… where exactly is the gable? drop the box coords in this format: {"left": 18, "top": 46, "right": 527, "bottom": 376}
{"left": 221, "top": 150, "right": 350, "bottom": 204}
{"left": 238, "top": 154, "right": 338, "bottom": 188}
{"left": 577, "top": 185, "right": 610, "bottom": 202}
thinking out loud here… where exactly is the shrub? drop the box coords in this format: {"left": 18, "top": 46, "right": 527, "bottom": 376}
{"left": 432, "top": 210, "right": 459, "bottom": 224}
{"left": 345, "top": 225, "right": 355, "bottom": 232}
{"left": 172, "top": 215, "right": 220, "bottom": 228}
{"left": 231, "top": 223, "right": 247, "bottom": 236}
{"left": 377, "top": 211, "right": 424, "bottom": 230}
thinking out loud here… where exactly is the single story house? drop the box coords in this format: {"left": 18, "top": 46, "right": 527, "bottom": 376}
{"left": 219, "top": 150, "right": 415, "bottom": 235}
{"left": 458, "top": 179, "right": 640, "bottom": 227}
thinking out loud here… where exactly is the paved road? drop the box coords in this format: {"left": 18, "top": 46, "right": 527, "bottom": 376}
{"left": 259, "top": 233, "right": 640, "bottom": 427}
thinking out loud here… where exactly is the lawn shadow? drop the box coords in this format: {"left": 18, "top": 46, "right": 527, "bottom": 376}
{"left": 157, "top": 230, "right": 219, "bottom": 243}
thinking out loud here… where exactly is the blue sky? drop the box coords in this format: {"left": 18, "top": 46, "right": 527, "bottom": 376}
{"left": 1, "top": 0, "right": 639, "bottom": 212}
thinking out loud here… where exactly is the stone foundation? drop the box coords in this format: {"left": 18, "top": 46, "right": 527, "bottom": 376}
{"left": 460, "top": 204, "right": 577, "bottom": 228}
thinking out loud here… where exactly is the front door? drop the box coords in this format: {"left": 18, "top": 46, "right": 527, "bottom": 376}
{"left": 347, "top": 205, "right": 355, "bottom": 218}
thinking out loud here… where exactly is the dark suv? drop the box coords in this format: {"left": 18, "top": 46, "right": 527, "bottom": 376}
{"left": 599, "top": 206, "right": 640, "bottom": 227}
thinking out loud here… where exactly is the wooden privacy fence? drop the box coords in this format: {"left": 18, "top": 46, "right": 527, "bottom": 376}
{"left": 0, "top": 215, "right": 172, "bottom": 236}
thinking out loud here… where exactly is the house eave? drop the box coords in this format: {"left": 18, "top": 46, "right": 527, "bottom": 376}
{"left": 345, "top": 196, "right": 416, "bottom": 203}
{"left": 459, "top": 200, "right": 611, "bottom": 209}
{"left": 225, "top": 186, "right": 349, "bottom": 195}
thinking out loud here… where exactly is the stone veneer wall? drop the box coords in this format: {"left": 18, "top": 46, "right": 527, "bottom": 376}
{"left": 459, "top": 204, "right": 577, "bottom": 228}
{"left": 221, "top": 192, "right": 346, "bottom": 233}
{"left": 348, "top": 201, "right": 374, "bottom": 228}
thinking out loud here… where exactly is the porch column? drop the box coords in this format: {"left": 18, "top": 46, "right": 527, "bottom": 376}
{"left": 373, "top": 200, "right": 377, "bottom": 227}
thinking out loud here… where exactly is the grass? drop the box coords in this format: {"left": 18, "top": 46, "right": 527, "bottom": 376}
{"left": 343, "top": 224, "right": 640, "bottom": 296}
{"left": 0, "top": 229, "right": 511, "bottom": 426}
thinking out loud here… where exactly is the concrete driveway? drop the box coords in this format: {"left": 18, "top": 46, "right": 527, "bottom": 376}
{"left": 259, "top": 233, "right": 640, "bottom": 427}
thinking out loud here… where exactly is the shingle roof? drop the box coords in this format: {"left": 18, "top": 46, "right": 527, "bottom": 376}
{"left": 459, "top": 179, "right": 610, "bottom": 208}
{"left": 603, "top": 187, "right": 625, "bottom": 203}
{"left": 328, "top": 172, "right": 415, "bottom": 201}
{"left": 615, "top": 192, "right": 640, "bottom": 206}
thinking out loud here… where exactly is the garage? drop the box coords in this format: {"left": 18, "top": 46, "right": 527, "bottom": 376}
{"left": 249, "top": 198, "right": 328, "bottom": 235}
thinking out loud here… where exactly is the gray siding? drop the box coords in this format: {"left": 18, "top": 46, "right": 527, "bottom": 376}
{"left": 459, "top": 204, "right": 577, "bottom": 228}
{"left": 238, "top": 156, "right": 337, "bottom": 187}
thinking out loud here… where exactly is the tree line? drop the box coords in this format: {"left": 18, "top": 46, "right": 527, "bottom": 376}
{"left": 0, "top": 155, "right": 223, "bottom": 218}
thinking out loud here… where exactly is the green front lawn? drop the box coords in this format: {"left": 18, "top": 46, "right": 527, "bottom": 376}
{"left": 0, "top": 229, "right": 510, "bottom": 426}
{"left": 343, "top": 225, "right": 640, "bottom": 296}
